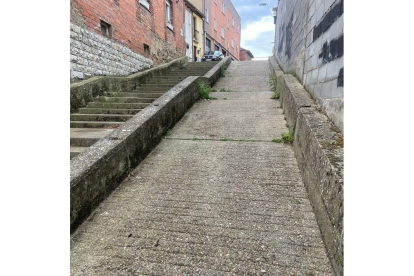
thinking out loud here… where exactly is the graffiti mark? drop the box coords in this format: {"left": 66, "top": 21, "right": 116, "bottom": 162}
{"left": 313, "top": 0, "right": 343, "bottom": 42}
{"left": 337, "top": 68, "right": 344, "bottom": 87}
{"left": 318, "top": 34, "right": 343, "bottom": 64}
{"left": 285, "top": 14, "right": 293, "bottom": 59}
{"left": 277, "top": 14, "right": 294, "bottom": 59}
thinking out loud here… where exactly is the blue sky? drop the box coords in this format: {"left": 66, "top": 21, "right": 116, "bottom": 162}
{"left": 232, "top": 0, "right": 277, "bottom": 58}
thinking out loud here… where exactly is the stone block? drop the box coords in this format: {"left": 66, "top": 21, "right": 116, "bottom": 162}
{"left": 318, "top": 63, "right": 328, "bottom": 82}
{"left": 325, "top": 56, "right": 343, "bottom": 80}
{"left": 319, "top": 79, "right": 336, "bottom": 99}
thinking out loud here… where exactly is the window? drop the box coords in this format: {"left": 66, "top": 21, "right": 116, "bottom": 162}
{"left": 214, "top": 44, "right": 219, "bottom": 51}
{"left": 214, "top": 18, "right": 217, "bottom": 31}
{"left": 144, "top": 44, "right": 150, "bottom": 55}
{"left": 205, "top": 9, "right": 209, "bottom": 23}
{"left": 139, "top": 0, "right": 150, "bottom": 10}
{"left": 227, "top": 42, "right": 229, "bottom": 49}
{"left": 232, "top": 18, "right": 235, "bottom": 27}
{"left": 237, "top": 24, "right": 240, "bottom": 33}
{"left": 214, "top": 0, "right": 217, "bottom": 4}
{"left": 222, "top": 3, "right": 225, "bottom": 14}
{"left": 166, "top": 1, "right": 173, "bottom": 30}
{"left": 231, "top": 39, "right": 234, "bottom": 48}
{"left": 221, "top": 27, "right": 224, "bottom": 38}
{"left": 205, "top": 38, "right": 211, "bottom": 53}
{"left": 193, "top": 17, "right": 197, "bottom": 40}
{"left": 100, "top": 20, "right": 112, "bottom": 38}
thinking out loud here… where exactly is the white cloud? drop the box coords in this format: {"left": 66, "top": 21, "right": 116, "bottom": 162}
{"left": 241, "top": 16, "right": 275, "bottom": 58}
{"left": 241, "top": 16, "right": 274, "bottom": 42}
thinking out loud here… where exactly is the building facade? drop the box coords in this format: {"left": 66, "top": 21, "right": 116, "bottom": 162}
{"left": 204, "top": 0, "right": 241, "bottom": 60}
{"left": 239, "top": 48, "right": 254, "bottom": 61}
{"left": 70, "top": 0, "right": 186, "bottom": 82}
{"left": 184, "top": 0, "right": 205, "bottom": 61}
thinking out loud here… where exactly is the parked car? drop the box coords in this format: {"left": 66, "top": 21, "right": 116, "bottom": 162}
{"left": 201, "top": 51, "right": 224, "bottom": 61}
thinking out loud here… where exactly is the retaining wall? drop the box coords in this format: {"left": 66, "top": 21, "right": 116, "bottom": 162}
{"left": 274, "top": 0, "right": 343, "bottom": 133}
{"left": 70, "top": 57, "right": 232, "bottom": 232}
{"left": 269, "top": 56, "right": 344, "bottom": 276}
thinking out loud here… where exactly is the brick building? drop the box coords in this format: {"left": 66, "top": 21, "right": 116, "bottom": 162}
{"left": 239, "top": 47, "right": 254, "bottom": 61}
{"left": 70, "top": 0, "right": 186, "bottom": 82}
{"left": 204, "top": 0, "right": 241, "bottom": 60}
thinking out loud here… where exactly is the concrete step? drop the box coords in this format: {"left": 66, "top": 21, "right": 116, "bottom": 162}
{"left": 95, "top": 97, "right": 156, "bottom": 103}
{"left": 78, "top": 108, "right": 142, "bottom": 115}
{"left": 70, "top": 146, "right": 89, "bottom": 159}
{"left": 70, "top": 128, "right": 114, "bottom": 147}
{"left": 71, "top": 114, "right": 133, "bottom": 122}
{"left": 104, "top": 92, "right": 164, "bottom": 98}
{"left": 87, "top": 102, "right": 150, "bottom": 109}
{"left": 140, "top": 84, "right": 175, "bottom": 89}
{"left": 70, "top": 121, "right": 123, "bottom": 128}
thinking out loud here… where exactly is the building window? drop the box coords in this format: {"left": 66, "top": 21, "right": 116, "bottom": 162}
{"left": 206, "top": 9, "right": 209, "bottom": 23}
{"left": 100, "top": 20, "right": 112, "bottom": 38}
{"left": 139, "top": 0, "right": 150, "bottom": 10}
{"left": 221, "top": 27, "right": 225, "bottom": 38}
{"left": 227, "top": 42, "right": 229, "bottom": 49}
{"left": 222, "top": 3, "right": 225, "bottom": 14}
{"left": 205, "top": 38, "right": 211, "bottom": 53}
{"left": 231, "top": 39, "right": 234, "bottom": 48}
{"left": 144, "top": 44, "right": 150, "bottom": 55}
{"left": 237, "top": 24, "right": 240, "bottom": 33}
{"left": 166, "top": 1, "right": 173, "bottom": 30}
{"left": 193, "top": 17, "right": 197, "bottom": 41}
{"left": 214, "top": 0, "right": 217, "bottom": 5}
{"left": 214, "top": 18, "right": 217, "bottom": 31}
{"left": 232, "top": 18, "right": 235, "bottom": 27}
{"left": 214, "top": 44, "right": 219, "bottom": 51}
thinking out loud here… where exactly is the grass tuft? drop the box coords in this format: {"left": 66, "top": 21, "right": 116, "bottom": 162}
{"left": 281, "top": 127, "right": 294, "bottom": 143}
{"left": 198, "top": 82, "right": 215, "bottom": 99}
{"left": 268, "top": 75, "right": 280, "bottom": 99}
{"left": 271, "top": 138, "right": 282, "bottom": 143}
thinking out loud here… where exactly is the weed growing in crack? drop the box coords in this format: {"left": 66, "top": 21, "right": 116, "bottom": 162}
{"left": 269, "top": 75, "right": 280, "bottom": 99}
{"left": 166, "top": 130, "right": 171, "bottom": 136}
{"left": 192, "top": 138, "right": 198, "bottom": 141}
{"left": 271, "top": 138, "right": 282, "bottom": 143}
{"left": 281, "top": 127, "right": 294, "bottom": 143}
{"left": 198, "top": 82, "right": 215, "bottom": 100}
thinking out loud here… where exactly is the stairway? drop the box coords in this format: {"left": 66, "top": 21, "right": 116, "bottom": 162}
{"left": 70, "top": 61, "right": 219, "bottom": 159}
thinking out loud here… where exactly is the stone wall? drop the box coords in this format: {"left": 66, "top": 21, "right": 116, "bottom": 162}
{"left": 70, "top": 23, "right": 153, "bottom": 81}
{"left": 274, "top": 0, "right": 343, "bottom": 133}
{"left": 70, "top": 0, "right": 186, "bottom": 82}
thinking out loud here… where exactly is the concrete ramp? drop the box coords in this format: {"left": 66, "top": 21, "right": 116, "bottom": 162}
{"left": 71, "top": 61, "right": 333, "bottom": 275}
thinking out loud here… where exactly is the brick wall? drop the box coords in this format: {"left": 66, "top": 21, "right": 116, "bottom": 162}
{"left": 274, "top": 0, "right": 343, "bottom": 133}
{"left": 70, "top": 0, "right": 186, "bottom": 82}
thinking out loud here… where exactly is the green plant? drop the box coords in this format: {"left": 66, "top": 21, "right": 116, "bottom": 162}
{"left": 281, "top": 127, "right": 294, "bottom": 143}
{"left": 192, "top": 138, "right": 198, "bottom": 141}
{"left": 220, "top": 138, "right": 228, "bottom": 141}
{"left": 166, "top": 130, "right": 171, "bottom": 136}
{"left": 211, "top": 89, "right": 217, "bottom": 92}
{"left": 220, "top": 88, "right": 226, "bottom": 92}
{"left": 269, "top": 75, "right": 280, "bottom": 99}
{"left": 271, "top": 138, "right": 282, "bottom": 143}
{"left": 198, "top": 82, "right": 213, "bottom": 99}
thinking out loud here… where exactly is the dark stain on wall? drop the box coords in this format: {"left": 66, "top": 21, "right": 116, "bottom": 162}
{"left": 285, "top": 14, "right": 293, "bottom": 59}
{"left": 277, "top": 14, "right": 294, "bottom": 59}
{"left": 337, "top": 68, "right": 344, "bottom": 87}
{"left": 313, "top": 0, "right": 343, "bottom": 42}
{"left": 318, "top": 34, "right": 343, "bottom": 63}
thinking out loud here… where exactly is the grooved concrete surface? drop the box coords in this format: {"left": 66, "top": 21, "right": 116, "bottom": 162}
{"left": 71, "top": 61, "right": 333, "bottom": 275}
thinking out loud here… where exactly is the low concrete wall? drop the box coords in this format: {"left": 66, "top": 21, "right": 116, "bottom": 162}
{"left": 269, "top": 57, "right": 344, "bottom": 275}
{"left": 70, "top": 56, "right": 188, "bottom": 113}
{"left": 70, "top": 57, "right": 232, "bottom": 232}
